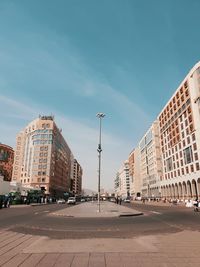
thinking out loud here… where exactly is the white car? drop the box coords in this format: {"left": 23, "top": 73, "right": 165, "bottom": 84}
{"left": 57, "top": 199, "right": 65, "bottom": 204}
{"left": 124, "top": 198, "right": 130, "bottom": 203}
{"left": 67, "top": 197, "right": 76, "bottom": 205}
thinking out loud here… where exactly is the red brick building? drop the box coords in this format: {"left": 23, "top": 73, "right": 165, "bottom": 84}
{"left": 0, "top": 144, "right": 14, "bottom": 181}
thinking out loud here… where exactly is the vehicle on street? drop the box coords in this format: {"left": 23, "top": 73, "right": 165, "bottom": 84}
{"left": 109, "top": 198, "right": 116, "bottom": 203}
{"left": 57, "top": 199, "right": 65, "bottom": 204}
{"left": 67, "top": 197, "right": 76, "bottom": 205}
{"left": 81, "top": 198, "right": 85, "bottom": 202}
{"left": 124, "top": 198, "right": 130, "bottom": 203}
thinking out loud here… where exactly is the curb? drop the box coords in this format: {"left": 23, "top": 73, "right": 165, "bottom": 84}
{"left": 118, "top": 212, "right": 143, "bottom": 217}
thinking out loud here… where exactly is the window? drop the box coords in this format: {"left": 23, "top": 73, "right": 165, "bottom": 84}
{"left": 192, "top": 133, "right": 196, "bottom": 141}
{"left": 194, "top": 153, "right": 198, "bottom": 161}
{"left": 183, "top": 146, "right": 193, "bottom": 165}
{"left": 196, "top": 163, "right": 200, "bottom": 171}
{"left": 166, "top": 157, "right": 173, "bottom": 171}
{"left": 186, "top": 166, "right": 189, "bottom": 174}
{"left": 190, "top": 165, "right": 194, "bottom": 172}
{"left": 193, "top": 143, "right": 197, "bottom": 151}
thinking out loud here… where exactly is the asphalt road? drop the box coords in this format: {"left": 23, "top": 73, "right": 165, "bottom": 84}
{"left": 0, "top": 202, "right": 200, "bottom": 239}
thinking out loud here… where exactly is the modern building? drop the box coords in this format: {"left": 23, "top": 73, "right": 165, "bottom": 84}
{"left": 115, "top": 160, "right": 130, "bottom": 198}
{"left": 12, "top": 115, "right": 73, "bottom": 197}
{"left": 139, "top": 121, "right": 163, "bottom": 198}
{"left": 72, "top": 159, "right": 83, "bottom": 196}
{"left": 159, "top": 62, "right": 200, "bottom": 199}
{"left": 116, "top": 61, "right": 200, "bottom": 201}
{"left": 128, "top": 147, "right": 141, "bottom": 198}
{"left": 0, "top": 144, "right": 14, "bottom": 181}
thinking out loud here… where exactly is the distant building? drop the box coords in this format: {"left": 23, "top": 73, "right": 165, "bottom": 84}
{"left": 115, "top": 160, "right": 130, "bottom": 198}
{"left": 12, "top": 116, "right": 73, "bottom": 197}
{"left": 0, "top": 143, "right": 14, "bottom": 181}
{"left": 128, "top": 147, "right": 141, "bottom": 198}
{"left": 72, "top": 159, "right": 83, "bottom": 196}
{"left": 139, "top": 121, "right": 163, "bottom": 198}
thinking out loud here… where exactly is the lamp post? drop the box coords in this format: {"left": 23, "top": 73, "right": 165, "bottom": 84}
{"left": 96, "top": 113, "right": 105, "bottom": 212}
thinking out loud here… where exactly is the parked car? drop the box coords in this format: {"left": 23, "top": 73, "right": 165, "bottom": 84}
{"left": 81, "top": 198, "right": 86, "bottom": 202}
{"left": 67, "top": 197, "right": 76, "bottom": 205}
{"left": 124, "top": 198, "right": 130, "bottom": 203}
{"left": 57, "top": 199, "right": 65, "bottom": 204}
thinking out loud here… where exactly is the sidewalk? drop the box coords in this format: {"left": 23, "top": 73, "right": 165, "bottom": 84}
{"left": 132, "top": 200, "right": 185, "bottom": 207}
{"left": 1, "top": 229, "right": 200, "bottom": 266}
{"left": 50, "top": 201, "right": 143, "bottom": 218}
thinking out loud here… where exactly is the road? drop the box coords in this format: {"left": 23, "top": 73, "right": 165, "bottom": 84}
{"left": 0, "top": 201, "right": 200, "bottom": 239}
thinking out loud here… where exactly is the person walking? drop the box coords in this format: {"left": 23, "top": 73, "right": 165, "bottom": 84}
{"left": 194, "top": 198, "right": 199, "bottom": 212}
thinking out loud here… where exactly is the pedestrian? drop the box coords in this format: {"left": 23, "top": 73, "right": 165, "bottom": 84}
{"left": 119, "top": 198, "right": 122, "bottom": 205}
{"left": 7, "top": 198, "right": 10, "bottom": 208}
{"left": 116, "top": 197, "right": 119, "bottom": 204}
{"left": 194, "top": 198, "right": 199, "bottom": 212}
{"left": 0, "top": 196, "right": 3, "bottom": 209}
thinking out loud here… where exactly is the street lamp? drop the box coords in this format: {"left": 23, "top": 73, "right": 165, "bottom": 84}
{"left": 96, "top": 112, "right": 105, "bottom": 212}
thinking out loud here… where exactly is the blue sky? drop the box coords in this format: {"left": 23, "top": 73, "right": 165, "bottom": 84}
{"left": 0, "top": 0, "right": 200, "bottom": 190}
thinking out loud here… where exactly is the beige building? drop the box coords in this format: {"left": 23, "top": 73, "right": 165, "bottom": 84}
{"left": 116, "top": 62, "right": 200, "bottom": 201}
{"left": 12, "top": 116, "right": 73, "bottom": 197}
{"left": 128, "top": 147, "right": 141, "bottom": 198}
{"left": 139, "top": 121, "right": 163, "bottom": 198}
{"left": 115, "top": 160, "right": 130, "bottom": 198}
{"left": 159, "top": 62, "right": 200, "bottom": 199}
{"left": 72, "top": 159, "right": 83, "bottom": 196}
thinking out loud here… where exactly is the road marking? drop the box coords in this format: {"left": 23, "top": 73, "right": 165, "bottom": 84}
{"left": 34, "top": 210, "right": 50, "bottom": 215}
{"left": 150, "top": 211, "right": 162, "bottom": 215}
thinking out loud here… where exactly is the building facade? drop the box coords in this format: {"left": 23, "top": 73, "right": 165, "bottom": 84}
{"left": 115, "top": 62, "right": 200, "bottom": 200}
{"left": 72, "top": 159, "right": 83, "bottom": 196}
{"left": 115, "top": 160, "right": 130, "bottom": 198}
{"left": 128, "top": 147, "right": 141, "bottom": 198}
{"left": 0, "top": 144, "right": 14, "bottom": 181}
{"left": 159, "top": 62, "right": 200, "bottom": 199}
{"left": 12, "top": 116, "right": 73, "bottom": 197}
{"left": 139, "top": 121, "right": 163, "bottom": 198}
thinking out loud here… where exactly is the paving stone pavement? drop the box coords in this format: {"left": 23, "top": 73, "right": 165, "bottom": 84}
{"left": 1, "top": 229, "right": 200, "bottom": 267}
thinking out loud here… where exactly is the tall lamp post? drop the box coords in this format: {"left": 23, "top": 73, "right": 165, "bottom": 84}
{"left": 96, "top": 113, "right": 105, "bottom": 212}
